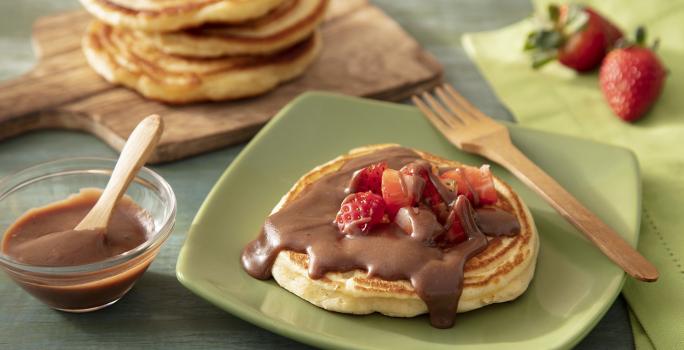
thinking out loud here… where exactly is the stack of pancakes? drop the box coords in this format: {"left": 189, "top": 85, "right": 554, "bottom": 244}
{"left": 80, "top": 0, "right": 327, "bottom": 103}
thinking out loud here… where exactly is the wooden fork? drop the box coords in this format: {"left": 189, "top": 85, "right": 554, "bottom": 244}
{"left": 413, "top": 84, "right": 658, "bottom": 282}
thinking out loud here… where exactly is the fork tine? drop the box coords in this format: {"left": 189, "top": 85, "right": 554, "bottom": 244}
{"left": 444, "top": 84, "right": 489, "bottom": 120}
{"left": 421, "top": 92, "right": 464, "bottom": 127}
{"left": 412, "top": 95, "right": 452, "bottom": 132}
{"left": 435, "top": 86, "right": 477, "bottom": 123}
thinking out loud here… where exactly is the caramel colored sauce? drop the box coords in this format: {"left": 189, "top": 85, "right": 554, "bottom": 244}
{"left": 1, "top": 189, "right": 155, "bottom": 311}
{"left": 2, "top": 189, "right": 150, "bottom": 266}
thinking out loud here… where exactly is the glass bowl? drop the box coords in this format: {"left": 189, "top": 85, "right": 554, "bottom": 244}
{"left": 0, "top": 158, "right": 176, "bottom": 312}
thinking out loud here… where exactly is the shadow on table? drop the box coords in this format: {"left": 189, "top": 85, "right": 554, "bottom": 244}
{"left": 57, "top": 271, "right": 315, "bottom": 349}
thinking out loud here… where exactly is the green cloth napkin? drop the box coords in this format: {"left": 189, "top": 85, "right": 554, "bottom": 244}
{"left": 462, "top": 0, "right": 684, "bottom": 348}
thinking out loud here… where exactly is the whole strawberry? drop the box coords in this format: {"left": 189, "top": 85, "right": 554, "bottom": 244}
{"left": 525, "top": 3, "right": 623, "bottom": 72}
{"left": 599, "top": 28, "right": 666, "bottom": 122}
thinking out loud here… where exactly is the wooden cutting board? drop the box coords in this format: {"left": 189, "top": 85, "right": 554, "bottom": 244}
{"left": 0, "top": 0, "right": 442, "bottom": 163}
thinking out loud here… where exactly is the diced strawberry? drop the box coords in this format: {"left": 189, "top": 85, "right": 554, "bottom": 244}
{"left": 464, "top": 165, "right": 498, "bottom": 206}
{"left": 440, "top": 169, "right": 475, "bottom": 203}
{"left": 401, "top": 172, "right": 426, "bottom": 204}
{"left": 422, "top": 181, "right": 443, "bottom": 208}
{"left": 335, "top": 192, "right": 387, "bottom": 235}
{"left": 399, "top": 164, "right": 436, "bottom": 204}
{"left": 440, "top": 165, "right": 498, "bottom": 206}
{"left": 348, "top": 162, "right": 387, "bottom": 194}
{"left": 381, "top": 169, "right": 412, "bottom": 217}
{"left": 443, "top": 204, "right": 467, "bottom": 245}
{"left": 400, "top": 164, "right": 447, "bottom": 221}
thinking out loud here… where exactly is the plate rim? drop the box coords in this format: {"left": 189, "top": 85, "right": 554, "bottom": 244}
{"left": 177, "top": 91, "right": 641, "bottom": 350}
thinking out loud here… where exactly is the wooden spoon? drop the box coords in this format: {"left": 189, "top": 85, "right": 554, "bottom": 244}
{"left": 75, "top": 115, "right": 163, "bottom": 232}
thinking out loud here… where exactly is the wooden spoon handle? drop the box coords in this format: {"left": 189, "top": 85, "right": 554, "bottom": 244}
{"left": 485, "top": 140, "right": 658, "bottom": 282}
{"left": 76, "top": 115, "right": 164, "bottom": 231}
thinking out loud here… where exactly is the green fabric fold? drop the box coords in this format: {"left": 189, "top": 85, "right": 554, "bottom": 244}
{"left": 462, "top": 0, "right": 684, "bottom": 348}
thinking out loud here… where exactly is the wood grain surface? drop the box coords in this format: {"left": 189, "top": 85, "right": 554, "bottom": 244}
{"left": 0, "top": 0, "right": 443, "bottom": 163}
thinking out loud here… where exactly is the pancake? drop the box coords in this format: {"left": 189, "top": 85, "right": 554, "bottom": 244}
{"left": 142, "top": 0, "right": 328, "bottom": 57}
{"left": 264, "top": 144, "right": 539, "bottom": 318}
{"left": 79, "top": 0, "right": 286, "bottom": 32}
{"left": 82, "top": 20, "right": 322, "bottom": 103}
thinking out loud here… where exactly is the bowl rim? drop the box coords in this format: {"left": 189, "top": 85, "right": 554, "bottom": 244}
{"left": 0, "top": 157, "right": 176, "bottom": 275}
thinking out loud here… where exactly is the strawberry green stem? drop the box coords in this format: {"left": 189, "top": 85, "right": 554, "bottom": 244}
{"left": 635, "top": 26, "right": 646, "bottom": 46}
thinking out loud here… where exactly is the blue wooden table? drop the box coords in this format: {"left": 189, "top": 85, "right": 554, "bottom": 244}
{"left": 0, "top": 1, "right": 634, "bottom": 348}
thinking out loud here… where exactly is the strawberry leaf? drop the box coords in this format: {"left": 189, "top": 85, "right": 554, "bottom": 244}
{"left": 547, "top": 4, "right": 560, "bottom": 22}
{"left": 524, "top": 30, "right": 563, "bottom": 51}
{"left": 635, "top": 26, "right": 646, "bottom": 46}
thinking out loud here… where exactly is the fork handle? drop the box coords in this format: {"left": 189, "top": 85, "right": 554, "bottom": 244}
{"left": 480, "top": 139, "right": 658, "bottom": 282}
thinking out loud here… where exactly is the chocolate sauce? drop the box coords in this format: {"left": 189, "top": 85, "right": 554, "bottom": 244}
{"left": 3, "top": 189, "right": 149, "bottom": 266}
{"left": 394, "top": 206, "right": 442, "bottom": 242}
{"left": 1, "top": 189, "right": 155, "bottom": 311}
{"left": 241, "top": 147, "right": 520, "bottom": 328}
{"left": 475, "top": 208, "right": 521, "bottom": 237}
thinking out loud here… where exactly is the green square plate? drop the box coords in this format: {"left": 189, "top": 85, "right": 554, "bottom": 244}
{"left": 176, "top": 92, "right": 640, "bottom": 350}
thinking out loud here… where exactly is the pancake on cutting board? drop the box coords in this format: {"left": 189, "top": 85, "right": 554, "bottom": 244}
{"left": 79, "top": 0, "right": 287, "bottom": 31}
{"left": 82, "top": 20, "right": 322, "bottom": 103}
{"left": 142, "top": 0, "right": 328, "bottom": 57}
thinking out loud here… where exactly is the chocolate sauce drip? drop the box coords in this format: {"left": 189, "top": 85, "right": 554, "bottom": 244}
{"left": 428, "top": 170, "right": 458, "bottom": 206}
{"left": 241, "top": 147, "right": 519, "bottom": 328}
{"left": 394, "top": 206, "right": 443, "bottom": 242}
{"left": 402, "top": 174, "right": 425, "bottom": 203}
{"left": 475, "top": 208, "right": 521, "bottom": 237}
